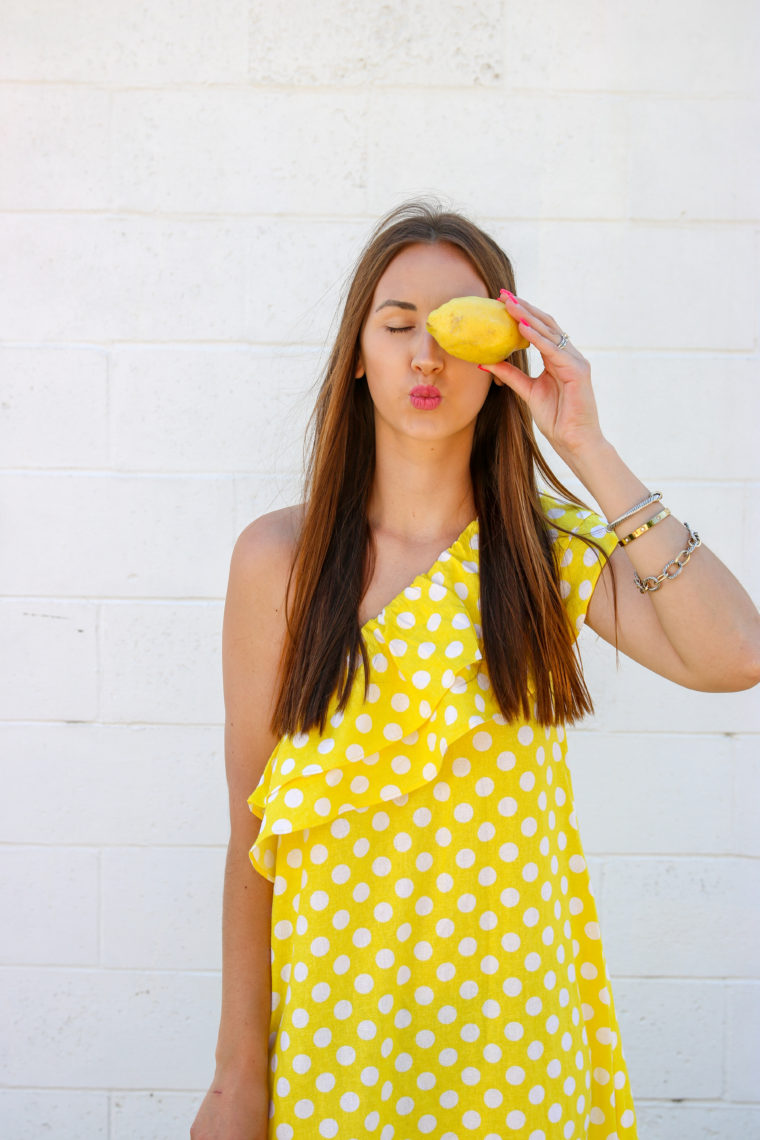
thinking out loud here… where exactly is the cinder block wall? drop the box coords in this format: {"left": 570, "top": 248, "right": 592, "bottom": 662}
{"left": 1, "top": 2, "right": 758, "bottom": 1137}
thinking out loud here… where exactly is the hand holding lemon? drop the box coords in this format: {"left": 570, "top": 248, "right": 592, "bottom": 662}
{"left": 429, "top": 290, "right": 604, "bottom": 462}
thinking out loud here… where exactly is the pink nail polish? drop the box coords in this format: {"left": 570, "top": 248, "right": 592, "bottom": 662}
{"left": 477, "top": 364, "right": 490, "bottom": 372}
{"left": 519, "top": 319, "right": 531, "bottom": 328}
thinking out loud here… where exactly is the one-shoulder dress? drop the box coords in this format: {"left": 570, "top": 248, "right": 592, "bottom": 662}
{"left": 248, "top": 496, "right": 638, "bottom": 1140}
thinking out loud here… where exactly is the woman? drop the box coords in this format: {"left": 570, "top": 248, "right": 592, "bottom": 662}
{"left": 191, "top": 200, "right": 760, "bottom": 1140}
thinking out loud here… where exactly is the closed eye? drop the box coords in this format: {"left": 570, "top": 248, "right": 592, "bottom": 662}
{"left": 387, "top": 325, "right": 414, "bottom": 334}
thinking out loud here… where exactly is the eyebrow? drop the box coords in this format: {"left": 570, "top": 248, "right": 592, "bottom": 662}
{"left": 374, "top": 299, "right": 418, "bottom": 312}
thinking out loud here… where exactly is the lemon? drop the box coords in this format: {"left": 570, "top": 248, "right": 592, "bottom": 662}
{"left": 426, "top": 296, "right": 529, "bottom": 364}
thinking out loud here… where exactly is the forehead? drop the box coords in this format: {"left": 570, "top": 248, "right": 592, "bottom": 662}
{"left": 373, "top": 241, "right": 486, "bottom": 299}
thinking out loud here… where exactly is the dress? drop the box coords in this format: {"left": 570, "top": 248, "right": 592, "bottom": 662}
{"left": 247, "top": 495, "right": 638, "bottom": 1140}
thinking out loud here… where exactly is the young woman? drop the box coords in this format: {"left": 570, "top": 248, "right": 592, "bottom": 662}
{"left": 190, "top": 201, "right": 760, "bottom": 1140}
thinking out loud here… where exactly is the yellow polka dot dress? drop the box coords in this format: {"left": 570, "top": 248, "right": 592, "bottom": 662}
{"left": 248, "top": 496, "right": 638, "bottom": 1140}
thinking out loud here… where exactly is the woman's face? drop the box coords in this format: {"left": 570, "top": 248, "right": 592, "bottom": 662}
{"left": 356, "top": 242, "right": 494, "bottom": 442}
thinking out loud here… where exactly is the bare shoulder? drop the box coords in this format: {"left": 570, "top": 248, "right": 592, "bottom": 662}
{"left": 224, "top": 506, "right": 307, "bottom": 688}
{"left": 230, "top": 503, "right": 306, "bottom": 593}
{"left": 222, "top": 504, "right": 306, "bottom": 809}
{"left": 224, "top": 503, "right": 307, "bottom": 659}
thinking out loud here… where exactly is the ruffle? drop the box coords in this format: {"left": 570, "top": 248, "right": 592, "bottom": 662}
{"left": 246, "top": 498, "right": 610, "bottom": 883}
{"left": 247, "top": 520, "right": 493, "bottom": 883}
{"left": 541, "top": 494, "right": 619, "bottom": 641}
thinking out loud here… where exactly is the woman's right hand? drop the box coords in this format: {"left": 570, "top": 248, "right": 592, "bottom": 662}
{"left": 189, "top": 1071, "right": 269, "bottom": 1140}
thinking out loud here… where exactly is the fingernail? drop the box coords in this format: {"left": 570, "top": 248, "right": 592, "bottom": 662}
{"left": 519, "top": 319, "right": 531, "bottom": 328}
{"left": 500, "top": 289, "right": 516, "bottom": 301}
{"left": 477, "top": 364, "right": 491, "bottom": 372}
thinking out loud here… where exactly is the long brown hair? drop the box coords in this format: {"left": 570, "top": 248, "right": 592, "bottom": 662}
{"left": 272, "top": 199, "right": 616, "bottom": 737}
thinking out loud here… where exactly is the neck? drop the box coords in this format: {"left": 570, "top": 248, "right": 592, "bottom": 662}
{"left": 367, "top": 420, "right": 477, "bottom": 545}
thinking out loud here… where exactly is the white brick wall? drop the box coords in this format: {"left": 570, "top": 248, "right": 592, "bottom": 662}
{"left": 1, "top": 2, "right": 758, "bottom": 1137}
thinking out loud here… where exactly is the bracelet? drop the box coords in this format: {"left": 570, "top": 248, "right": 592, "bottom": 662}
{"left": 618, "top": 507, "right": 671, "bottom": 547}
{"left": 606, "top": 492, "right": 662, "bottom": 533}
{"left": 633, "top": 524, "right": 702, "bottom": 593}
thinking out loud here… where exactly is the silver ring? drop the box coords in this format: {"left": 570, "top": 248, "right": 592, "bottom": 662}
{"left": 556, "top": 332, "right": 569, "bottom": 350}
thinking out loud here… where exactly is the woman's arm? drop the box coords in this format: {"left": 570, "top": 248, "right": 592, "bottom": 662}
{"left": 486, "top": 291, "right": 760, "bottom": 693}
{"left": 564, "top": 437, "right": 760, "bottom": 692}
{"left": 191, "top": 512, "right": 297, "bottom": 1139}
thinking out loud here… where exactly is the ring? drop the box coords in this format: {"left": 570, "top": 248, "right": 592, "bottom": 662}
{"left": 556, "top": 332, "right": 569, "bottom": 350}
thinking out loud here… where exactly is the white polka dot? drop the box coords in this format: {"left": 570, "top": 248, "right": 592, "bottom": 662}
{"left": 413, "top": 670, "right": 431, "bottom": 689}
{"left": 501, "top": 887, "right": 520, "bottom": 908}
{"left": 390, "top": 753, "right": 411, "bottom": 776}
{"left": 445, "top": 640, "right": 464, "bottom": 658}
{"left": 472, "top": 731, "right": 493, "bottom": 752}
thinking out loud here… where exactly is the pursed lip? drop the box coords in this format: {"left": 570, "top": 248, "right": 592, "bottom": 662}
{"left": 410, "top": 385, "right": 441, "bottom": 397}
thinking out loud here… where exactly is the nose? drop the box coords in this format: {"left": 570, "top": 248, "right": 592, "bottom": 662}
{"left": 411, "top": 327, "right": 445, "bottom": 375}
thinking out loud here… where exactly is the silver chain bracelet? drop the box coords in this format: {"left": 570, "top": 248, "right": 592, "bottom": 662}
{"left": 633, "top": 524, "right": 702, "bottom": 594}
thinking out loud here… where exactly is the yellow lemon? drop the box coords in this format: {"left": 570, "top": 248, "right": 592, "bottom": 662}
{"left": 426, "top": 296, "right": 529, "bottom": 364}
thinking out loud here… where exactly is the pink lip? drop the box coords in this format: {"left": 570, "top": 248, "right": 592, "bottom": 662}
{"left": 410, "top": 385, "right": 441, "bottom": 397}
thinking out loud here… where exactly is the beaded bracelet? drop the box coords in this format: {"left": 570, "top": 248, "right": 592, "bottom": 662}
{"left": 634, "top": 524, "right": 702, "bottom": 593}
{"left": 618, "top": 507, "right": 671, "bottom": 547}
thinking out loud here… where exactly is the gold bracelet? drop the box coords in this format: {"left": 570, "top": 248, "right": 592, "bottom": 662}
{"left": 633, "top": 524, "right": 702, "bottom": 593}
{"left": 618, "top": 507, "right": 671, "bottom": 547}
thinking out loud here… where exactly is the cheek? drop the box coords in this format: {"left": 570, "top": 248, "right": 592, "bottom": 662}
{"left": 456, "top": 368, "right": 493, "bottom": 409}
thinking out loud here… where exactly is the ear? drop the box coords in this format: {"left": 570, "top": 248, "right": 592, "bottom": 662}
{"left": 354, "top": 352, "right": 365, "bottom": 379}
